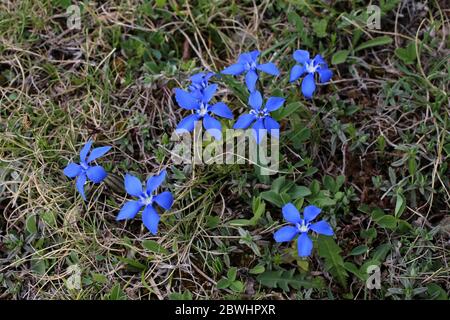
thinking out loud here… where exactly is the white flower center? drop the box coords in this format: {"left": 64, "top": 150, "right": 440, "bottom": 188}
{"left": 296, "top": 220, "right": 310, "bottom": 233}
{"left": 250, "top": 108, "right": 268, "bottom": 119}
{"left": 305, "top": 61, "right": 318, "bottom": 73}
{"left": 141, "top": 194, "right": 153, "bottom": 206}
{"left": 197, "top": 103, "right": 209, "bottom": 117}
{"left": 246, "top": 61, "right": 257, "bottom": 70}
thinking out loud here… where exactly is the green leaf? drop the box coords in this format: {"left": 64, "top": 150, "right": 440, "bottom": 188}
{"left": 260, "top": 190, "right": 290, "bottom": 207}
{"left": 229, "top": 281, "right": 244, "bottom": 293}
{"left": 107, "top": 284, "right": 126, "bottom": 300}
{"left": 427, "top": 283, "right": 448, "bottom": 300}
{"left": 317, "top": 236, "right": 348, "bottom": 288}
{"left": 395, "top": 42, "right": 417, "bottom": 64}
{"left": 355, "top": 36, "right": 392, "bottom": 51}
{"left": 117, "top": 256, "right": 146, "bottom": 271}
{"left": 256, "top": 269, "right": 324, "bottom": 292}
{"left": 394, "top": 192, "right": 406, "bottom": 218}
{"left": 375, "top": 215, "right": 397, "bottom": 229}
{"left": 271, "top": 176, "right": 286, "bottom": 193}
{"left": 273, "top": 102, "right": 302, "bottom": 120}
{"left": 91, "top": 272, "right": 108, "bottom": 284}
{"left": 169, "top": 290, "right": 193, "bottom": 300}
{"left": 344, "top": 262, "right": 366, "bottom": 281}
{"left": 228, "top": 219, "right": 252, "bottom": 227}
{"left": 350, "top": 245, "right": 368, "bottom": 256}
{"left": 289, "top": 186, "right": 311, "bottom": 199}
{"left": 216, "top": 278, "right": 231, "bottom": 289}
{"left": 227, "top": 267, "right": 237, "bottom": 281}
{"left": 40, "top": 211, "right": 57, "bottom": 227}
{"left": 372, "top": 243, "right": 392, "bottom": 262}
{"left": 249, "top": 264, "right": 265, "bottom": 274}
{"left": 155, "top": 0, "right": 166, "bottom": 7}
{"left": 142, "top": 240, "right": 169, "bottom": 255}
{"left": 312, "top": 19, "right": 328, "bottom": 38}
{"left": 31, "top": 256, "right": 47, "bottom": 275}
{"left": 26, "top": 215, "right": 37, "bottom": 234}
{"left": 332, "top": 50, "right": 350, "bottom": 65}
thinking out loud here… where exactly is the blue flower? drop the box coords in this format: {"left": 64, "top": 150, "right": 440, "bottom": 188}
{"left": 63, "top": 139, "right": 111, "bottom": 201}
{"left": 188, "top": 72, "right": 215, "bottom": 99}
{"left": 221, "top": 50, "right": 280, "bottom": 92}
{"left": 289, "top": 50, "right": 333, "bottom": 99}
{"left": 116, "top": 170, "right": 173, "bottom": 235}
{"left": 175, "top": 83, "right": 233, "bottom": 140}
{"left": 233, "top": 90, "right": 285, "bottom": 144}
{"left": 274, "top": 203, "right": 334, "bottom": 257}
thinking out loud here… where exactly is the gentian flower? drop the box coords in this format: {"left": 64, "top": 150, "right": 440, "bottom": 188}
{"left": 175, "top": 83, "right": 233, "bottom": 140}
{"left": 116, "top": 170, "right": 173, "bottom": 235}
{"left": 274, "top": 203, "right": 334, "bottom": 257}
{"left": 289, "top": 50, "right": 333, "bottom": 99}
{"left": 188, "top": 72, "right": 214, "bottom": 99}
{"left": 63, "top": 139, "right": 111, "bottom": 201}
{"left": 233, "top": 90, "right": 285, "bottom": 144}
{"left": 221, "top": 50, "right": 280, "bottom": 92}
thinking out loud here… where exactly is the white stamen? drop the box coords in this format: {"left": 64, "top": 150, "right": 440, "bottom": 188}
{"left": 198, "top": 103, "right": 208, "bottom": 117}
{"left": 297, "top": 221, "right": 310, "bottom": 233}
{"left": 305, "top": 61, "right": 318, "bottom": 73}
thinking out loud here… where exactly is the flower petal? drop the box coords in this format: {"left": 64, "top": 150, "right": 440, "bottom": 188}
{"left": 176, "top": 114, "right": 200, "bottom": 134}
{"left": 252, "top": 118, "right": 266, "bottom": 145}
{"left": 87, "top": 146, "right": 111, "bottom": 163}
{"left": 116, "top": 200, "right": 142, "bottom": 220}
{"left": 222, "top": 63, "right": 245, "bottom": 75}
{"left": 301, "top": 72, "right": 316, "bottom": 99}
{"left": 190, "top": 72, "right": 205, "bottom": 83}
{"left": 264, "top": 116, "right": 280, "bottom": 139}
{"left": 233, "top": 113, "right": 256, "bottom": 130}
{"left": 86, "top": 165, "right": 107, "bottom": 183}
{"left": 297, "top": 232, "right": 313, "bottom": 257}
{"left": 310, "top": 220, "right": 334, "bottom": 236}
{"left": 142, "top": 205, "right": 160, "bottom": 235}
{"left": 318, "top": 67, "right": 333, "bottom": 83}
{"left": 146, "top": 170, "right": 166, "bottom": 194}
{"left": 79, "top": 140, "right": 93, "bottom": 163}
{"left": 63, "top": 163, "right": 81, "bottom": 178}
{"left": 257, "top": 62, "right": 279, "bottom": 76}
{"left": 293, "top": 50, "right": 310, "bottom": 64}
{"left": 203, "top": 114, "right": 222, "bottom": 140}
{"left": 289, "top": 65, "right": 305, "bottom": 82}
{"left": 303, "top": 205, "right": 322, "bottom": 223}
{"left": 154, "top": 191, "right": 173, "bottom": 210}
{"left": 245, "top": 70, "right": 258, "bottom": 92}
{"left": 175, "top": 88, "right": 199, "bottom": 110}
{"left": 282, "top": 203, "right": 301, "bottom": 224}
{"left": 201, "top": 84, "right": 218, "bottom": 103}
{"left": 238, "top": 51, "right": 259, "bottom": 64}
{"left": 313, "top": 54, "right": 326, "bottom": 65}
{"left": 249, "top": 50, "right": 260, "bottom": 62}
{"left": 210, "top": 102, "right": 233, "bottom": 119}
{"left": 265, "top": 97, "right": 285, "bottom": 112}
{"left": 76, "top": 173, "right": 87, "bottom": 201}
{"left": 248, "top": 90, "right": 263, "bottom": 110}
{"left": 274, "top": 226, "right": 299, "bottom": 242}
{"left": 124, "top": 174, "right": 143, "bottom": 197}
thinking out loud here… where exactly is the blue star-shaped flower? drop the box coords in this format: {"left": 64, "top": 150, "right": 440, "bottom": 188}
{"left": 174, "top": 83, "right": 233, "bottom": 140}
{"left": 221, "top": 50, "right": 280, "bottom": 92}
{"left": 63, "top": 139, "right": 111, "bottom": 201}
{"left": 188, "top": 72, "right": 215, "bottom": 99}
{"left": 232, "top": 90, "right": 285, "bottom": 144}
{"left": 116, "top": 170, "right": 173, "bottom": 235}
{"left": 274, "top": 203, "right": 334, "bottom": 257}
{"left": 289, "top": 50, "right": 333, "bottom": 99}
